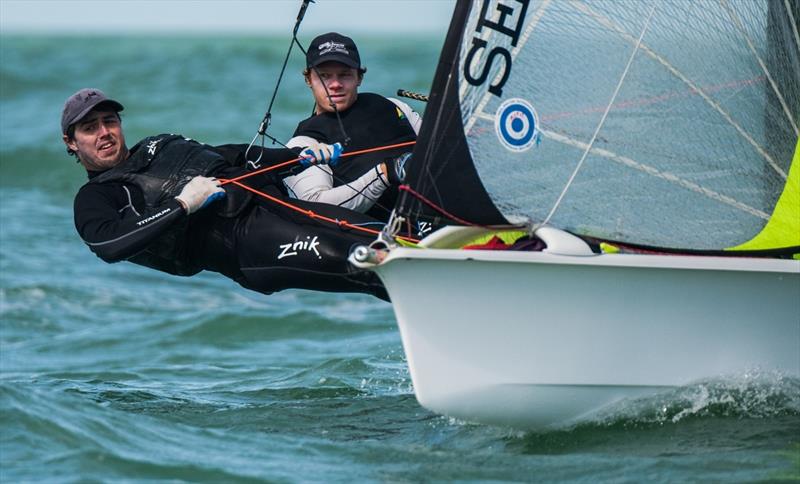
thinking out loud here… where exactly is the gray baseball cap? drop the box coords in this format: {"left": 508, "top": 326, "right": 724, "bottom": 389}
{"left": 61, "top": 88, "right": 124, "bottom": 134}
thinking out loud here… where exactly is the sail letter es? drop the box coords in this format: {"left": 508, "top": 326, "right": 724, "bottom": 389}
{"left": 464, "top": 0, "right": 529, "bottom": 97}
{"left": 477, "top": 0, "right": 529, "bottom": 45}
{"left": 464, "top": 38, "right": 512, "bottom": 96}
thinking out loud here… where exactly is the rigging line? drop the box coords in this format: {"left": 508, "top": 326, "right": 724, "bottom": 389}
{"left": 295, "top": 158, "right": 395, "bottom": 216}
{"left": 399, "top": 184, "right": 475, "bottom": 225}
{"left": 412, "top": 71, "right": 454, "bottom": 219}
{"left": 229, "top": 140, "right": 416, "bottom": 222}
{"left": 574, "top": 1, "right": 787, "bottom": 180}
{"left": 463, "top": 0, "right": 551, "bottom": 135}
{"left": 786, "top": 0, "right": 800, "bottom": 56}
{"left": 335, "top": 169, "right": 389, "bottom": 205}
{"left": 542, "top": 2, "right": 657, "bottom": 227}
{"left": 412, "top": 1, "right": 491, "bottom": 216}
{"left": 245, "top": 0, "right": 314, "bottom": 165}
{"left": 722, "top": 0, "right": 799, "bottom": 136}
{"left": 220, "top": 140, "right": 416, "bottom": 186}
{"left": 227, "top": 179, "right": 419, "bottom": 244}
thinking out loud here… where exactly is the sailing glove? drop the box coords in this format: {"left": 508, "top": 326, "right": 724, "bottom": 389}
{"left": 175, "top": 176, "right": 226, "bottom": 215}
{"left": 386, "top": 152, "right": 412, "bottom": 185}
{"left": 299, "top": 142, "right": 343, "bottom": 168}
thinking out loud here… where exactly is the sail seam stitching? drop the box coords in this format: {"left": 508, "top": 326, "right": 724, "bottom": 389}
{"left": 459, "top": 116, "right": 771, "bottom": 219}
{"left": 540, "top": 129, "right": 770, "bottom": 220}
{"left": 574, "top": 1, "right": 787, "bottom": 180}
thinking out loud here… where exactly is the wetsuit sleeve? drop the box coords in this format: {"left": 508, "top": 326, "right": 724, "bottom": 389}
{"left": 283, "top": 164, "right": 390, "bottom": 213}
{"left": 73, "top": 182, "right": 186, "bottom": 263}
{"left": 285, "top": 136, "right": 320, "bottom": 149}
{"left": 285, "top": 132, "right": 393, "bottom": 212}
{"left": 388, "top": 98, "right": 422, "bottom": 135}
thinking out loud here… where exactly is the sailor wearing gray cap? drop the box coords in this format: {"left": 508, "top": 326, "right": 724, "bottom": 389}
{"left": 61, "top": 88, "right": 124, "bottom": 135}
{"left": 61, "top": 88, "right": 128, "bottom": 170}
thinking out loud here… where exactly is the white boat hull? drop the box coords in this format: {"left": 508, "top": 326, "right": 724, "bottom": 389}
{"left": 365, "top": 241, "right": 800, "bottom": 429}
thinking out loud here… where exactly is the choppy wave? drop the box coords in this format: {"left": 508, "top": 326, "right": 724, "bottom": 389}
{"left": 504, "top": 372, "right": 800, "bottom": 459}
{"left": 606, "top": 372, "right": 800, "bottom": 423}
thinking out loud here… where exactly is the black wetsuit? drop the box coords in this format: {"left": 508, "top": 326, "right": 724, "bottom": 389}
{"left": 73, "top": 134, "right": 387, "bottom": 300}
{"left": 292, "top": 93, "right": 417, "bottom": 221}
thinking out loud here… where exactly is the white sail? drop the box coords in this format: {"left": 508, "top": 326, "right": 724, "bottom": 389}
{"left": 457, "top": 0, "right": 798, "bottom": 249}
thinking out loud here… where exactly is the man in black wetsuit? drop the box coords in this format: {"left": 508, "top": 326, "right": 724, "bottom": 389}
{"left": 64, "top": 88, "right": 387, "bottom": 300}
{"left": 282, "top": 32, "right": 422, "bottom": 226}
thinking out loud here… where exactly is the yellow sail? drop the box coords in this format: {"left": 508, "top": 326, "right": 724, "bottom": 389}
{"left": 728, "top": 138, "right": 800, "bottom": 253}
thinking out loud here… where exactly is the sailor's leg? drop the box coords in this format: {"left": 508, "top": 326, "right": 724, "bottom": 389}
{"left": 235, "top": 201, "right": 388, "bottom": 300}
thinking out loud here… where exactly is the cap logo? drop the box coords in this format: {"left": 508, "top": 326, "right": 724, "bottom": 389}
{"left": 318, "top": 41, "right": 348, "bottom": 56}
{"left": 84, "top": 91, "right": 98, "bottom": 100}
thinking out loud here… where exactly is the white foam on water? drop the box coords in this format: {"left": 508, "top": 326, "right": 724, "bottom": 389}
{"left": 590, "top": 369, "right": 800, "bottom": 427}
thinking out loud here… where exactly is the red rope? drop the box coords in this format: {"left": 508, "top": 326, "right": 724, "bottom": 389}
{"left": 224, "top": 180, "right": 418, "bottom": 244}
{"left": 398, "top": 184, "right": 524, "bottom": 231}
{"left": 216, "top": 140, "right": 422, "bottom": 243}
{"left": 220, "top": 140, "right": 417, "bottom": 186}
{"left": 397, "top": 184, "right": 478, "bottom": 226}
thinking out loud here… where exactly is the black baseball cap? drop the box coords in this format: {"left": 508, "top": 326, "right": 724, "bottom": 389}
{"left": 61, "top": 88, "right": 124, "bottom": 134}
{"left": 306, "top": 32, "right": 363, "bottom": 71}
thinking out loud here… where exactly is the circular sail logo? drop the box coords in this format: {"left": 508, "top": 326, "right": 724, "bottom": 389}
{"left": 495, "top": 98, "right": 540, "bottom": 152}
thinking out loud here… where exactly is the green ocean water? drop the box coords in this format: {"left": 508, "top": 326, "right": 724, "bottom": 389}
{"left": 1, "top": 34, "right": 799, "bottom": 482}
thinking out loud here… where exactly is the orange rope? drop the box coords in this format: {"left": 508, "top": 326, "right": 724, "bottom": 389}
{"left": 220, "top": 140, "right": 416, "bottom": 186}
{"left": 225, "top": 179, "right": 419, "bottom": 244}
{"left": 217, "top": 140, "right": 419, "bottom": 243}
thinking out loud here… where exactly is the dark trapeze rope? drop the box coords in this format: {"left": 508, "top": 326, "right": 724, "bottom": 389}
{"left": 245, "top": 0, "right": 315, "bottom": 165}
